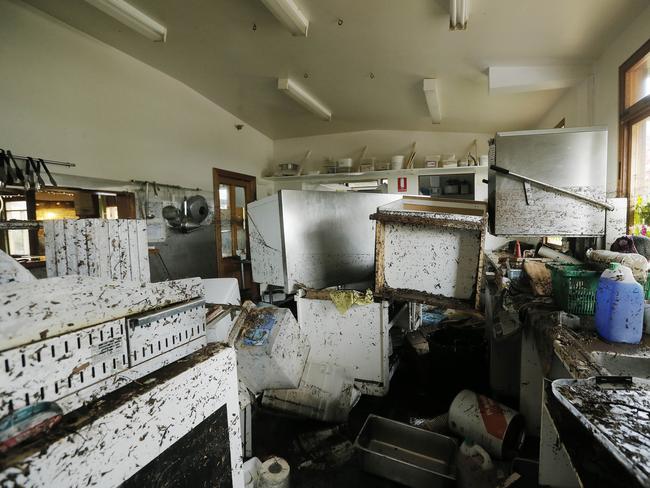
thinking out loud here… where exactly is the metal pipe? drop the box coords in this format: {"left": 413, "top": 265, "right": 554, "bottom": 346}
{"left": 131, "top": 179, "right": 202, "bottom": 192}
{"left": 537, "top": 245, "right": 582, "bottom": 264}
{"left": 8, "top": 154, "right": 75, "bottom": 168}
{"left": 490, "top": 165, "right": 614, "bottom": 211}
{"left": 0, "top": 220, "right": 42, "bottom": 230}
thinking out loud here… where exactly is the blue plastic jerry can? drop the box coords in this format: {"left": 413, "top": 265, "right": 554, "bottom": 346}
{"left": 594, "top": 262, "right": 644, "bottom": 344}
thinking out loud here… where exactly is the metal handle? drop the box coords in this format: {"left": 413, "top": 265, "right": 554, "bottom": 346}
{"left": 490, "top": 165, "right": 614, "bottom": 211}
{"left": 594, "top": 375, "right": 633, "bottom": 385}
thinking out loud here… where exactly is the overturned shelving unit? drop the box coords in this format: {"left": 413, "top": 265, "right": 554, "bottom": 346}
{"left": 371, "top": 197, "right": 488, "bottom": 309}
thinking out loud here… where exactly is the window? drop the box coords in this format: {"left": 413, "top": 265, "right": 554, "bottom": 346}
{"left": 5, "top": 200, "right": 29, "bottom": 256}
{"left": 619, "top": 39, "right": 650, "bottom": 234}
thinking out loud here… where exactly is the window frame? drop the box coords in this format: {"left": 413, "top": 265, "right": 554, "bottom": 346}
{"left": 618, "top": 38, "right": 650, "bottom": 199}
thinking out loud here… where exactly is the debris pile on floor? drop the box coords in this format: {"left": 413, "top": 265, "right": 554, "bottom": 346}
{"left": 237, "top": 296, "right": 540, "bottom": 488}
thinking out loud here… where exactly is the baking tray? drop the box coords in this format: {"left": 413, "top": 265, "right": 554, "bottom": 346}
{"left": 552, "top": 377, "right": 650, "bottom": 487}
{"left": 354, "top": 414, "right": 457, "bottom": 488}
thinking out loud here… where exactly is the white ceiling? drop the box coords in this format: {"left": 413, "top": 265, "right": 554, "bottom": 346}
{"left": 21, "top": 0, "right": 649, "bottom": 139}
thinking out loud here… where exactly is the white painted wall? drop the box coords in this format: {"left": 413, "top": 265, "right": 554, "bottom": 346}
{"left": 272, "top": 130, "right": 492, "bottom": 175}
{"left": 537, "top": 76, "right": 595, "bottom": 129}
{"left": 537, "top": 4, "right": 650, "bottom": 195}
{"left": 0, "top": 1, "right": 273, "bottom": 191}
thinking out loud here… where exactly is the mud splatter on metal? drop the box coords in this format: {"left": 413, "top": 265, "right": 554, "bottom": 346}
{"left": 0, "top": 344, "right": 244, "bottom": 488}
{"left": 296, "top": 292, "right": 390, "bottom": 396}
{"left": 43, "top": 219, "right": 150, "bottom": 282}
{"left": 373, "top": 198, "right": 487, "bottom": 309}
{"left": 0, "top": 275, "right": 203, "bottom": 352}
{"left": 552, "top": 378, "right": 650, "bottom": 487}
{"left": 494, "top": 186, "right": 606, "bottom": 236}
{"left": 0, "top": 319, "right": 127, "bottom": 418}
{"left": 232, "top": 306, "right": 309, "bottom": 394}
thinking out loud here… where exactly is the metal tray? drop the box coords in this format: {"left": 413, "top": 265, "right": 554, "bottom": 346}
{"left": 551, "top": 377, "right": 650, "bottom": 487}
{"left": 354, "top": 414, "right": 457, "bottom": 488}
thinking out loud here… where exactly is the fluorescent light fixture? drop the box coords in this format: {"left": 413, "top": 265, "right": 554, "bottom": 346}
{"left": 278, "top": 78, "right": 332, "bottom": 121}
{"left": 260, "top": 0, "right": 309, "bottom": 36}
{"left": 449, "top": 0, "right": 469, "bottom": 30}
{"left": 488, "top": 66, "right": 591, "bottom": 94}
{"left": 84, "top": 0, "right": 167, "bottom": 42}
{"left": 423, "top": 79, "right": 442, "bottom": 124}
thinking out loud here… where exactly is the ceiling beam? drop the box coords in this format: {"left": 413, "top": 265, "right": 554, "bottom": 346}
{"left": 488, "top": 66, "right": 591, "bottom": 94}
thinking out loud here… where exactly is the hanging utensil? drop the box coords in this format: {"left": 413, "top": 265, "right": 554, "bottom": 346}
{"left": 28, "top": 157, "right": 45, "bottom": 190}
{"left": 38, "top": 158, "right": 57, "bottom": 186}
{"left": 0, "top": 150, "right": 7, "bottom": 188}
{"left": 5, "top": 150, "right": 22, "bottom": 186}
{"left": 23, "top": 155, "right": 32, "bottom": 190}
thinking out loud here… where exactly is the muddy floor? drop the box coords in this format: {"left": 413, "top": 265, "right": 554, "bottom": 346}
{"left": 251, "top": 356, "right": 469, "bottom": 487}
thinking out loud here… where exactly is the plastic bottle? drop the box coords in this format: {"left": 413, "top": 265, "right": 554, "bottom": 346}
{"left": 594, "top": 263, "right": 644, "bottom": 344}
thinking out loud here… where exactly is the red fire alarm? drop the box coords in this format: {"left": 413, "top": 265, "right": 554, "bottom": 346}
{"left": 397, "top": 177, "right": 408, "bottom": 192}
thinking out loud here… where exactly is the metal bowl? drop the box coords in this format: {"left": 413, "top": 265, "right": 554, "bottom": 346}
{"left": 278, "top": 162, "right": 300, "bottom": 176}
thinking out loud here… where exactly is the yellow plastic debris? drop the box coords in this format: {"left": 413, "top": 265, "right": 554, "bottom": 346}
{"left": 329, "top": 289, "right": 374, "bottom": 314}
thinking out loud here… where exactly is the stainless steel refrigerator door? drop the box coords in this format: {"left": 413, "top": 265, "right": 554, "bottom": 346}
{"left": 248, "top": 193, "right": 285, "bottom": 288}
{"left": 280, "top": 190, "right": 399, "bottom": 291}
{"left": 491, "top": 127, "right": 607, "bottom": 236}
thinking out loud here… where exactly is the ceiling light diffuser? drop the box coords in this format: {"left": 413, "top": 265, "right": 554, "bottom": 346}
{"left": 277, "top": 78, "right": 332, "bottom": 121}
{"left": 488, "top": 66, "right": 591, "bottom": 93}
{"left": 260, "top": 0, "right": 309, "bottom": 36}
{"left": 449, "top": 0, "right": 469, "bottom": 30}
{"left": 423, "top": 79, "right": 442, "bottom": 124}
{"left": 84, "top": 0, "right": 167, "bottom": 42}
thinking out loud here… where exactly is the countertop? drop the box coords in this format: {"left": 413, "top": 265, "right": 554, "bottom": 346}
{"left": 486, "top": 250, "right": 650, "bottom": 487}
{"left": 486, "top": 250, "right": 650, "bottom": 379}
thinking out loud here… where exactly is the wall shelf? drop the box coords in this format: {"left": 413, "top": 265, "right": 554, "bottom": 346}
{"left": 263, "top": 165, "right": 488, "bottom": 183}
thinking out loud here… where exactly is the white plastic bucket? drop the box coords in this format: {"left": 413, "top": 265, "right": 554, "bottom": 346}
{"left": 448, "top": 390, "right": 525, "bottom": 459}
{"left": 390, "top": 155, "right": 404, "bottom": 170}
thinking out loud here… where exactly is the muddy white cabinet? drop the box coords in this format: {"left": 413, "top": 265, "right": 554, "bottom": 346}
{"left": 372, "top": 197, "right": 487, "bottom": 308}
{"left": 295, "top": 290, "right": 391, "bottom": 396}
{"left": 247, "top": 190, "right": 399, "bottom": 292}
{"left": 0, "top": 345, "right": 244, "bottom": 488}
{"left": 44, "top": 218, "right": 150, "bottom": 282}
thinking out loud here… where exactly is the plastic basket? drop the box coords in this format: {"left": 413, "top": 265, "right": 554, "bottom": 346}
{"left": 547, "top": 264, "right": 599, "bottom": 315}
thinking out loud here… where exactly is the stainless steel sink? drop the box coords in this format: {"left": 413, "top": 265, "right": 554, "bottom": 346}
{"left": 590, "top": 351, "right": 650, "bottom": 379}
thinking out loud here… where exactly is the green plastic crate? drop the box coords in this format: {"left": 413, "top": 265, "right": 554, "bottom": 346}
{"left": 547, "top": 264, "right": 600, "bottom": 315}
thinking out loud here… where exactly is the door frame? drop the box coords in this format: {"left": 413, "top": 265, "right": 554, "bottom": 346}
{"left": 212, "top": 168, "right": 257, "bottom": 293}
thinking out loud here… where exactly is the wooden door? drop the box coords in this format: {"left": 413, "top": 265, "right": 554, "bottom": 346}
{"left": 213, "top": 168, "right": 258, "bottom": 299}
